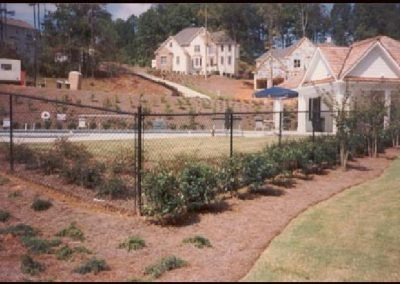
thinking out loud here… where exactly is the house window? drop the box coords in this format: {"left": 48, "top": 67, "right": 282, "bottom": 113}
{"left": 176, "top": 56, "right": 180, "bottom": 65}
{"left": 221, "top": 45, "right": 224, "bottom": 52}
{"left": 210, "top": 58, "right": 214, "bottom": 66}
{"left": 294, "top": 59, "right": 301, "bottom": 68}
{"left": 200, "top": 57, "right": 202, "bottom": 66}
{"left": 1, "top": 64, "right": 12, "bottom": 71}
{"left": 228, "top": 45, "right": 231, "bottom": 52}
{"left": 221, "top": 56, "right": 224, "bottom": 65}
{"left": 169, "top": 42, "right": 172, "bottom": 48}
{"left": 228, "top": 56, "right": 232, "bottom": 65}
{"left": 194, "top": 45, "right": 200, "bottom": 52}
{"left": 160, "top": 56, "right": 167, "bottom": 65}
{"left": 309, "top": 97, "right": 321, "bottom": 121}
{"left": 195, "top": 58, "right": 199, "bottom": 66}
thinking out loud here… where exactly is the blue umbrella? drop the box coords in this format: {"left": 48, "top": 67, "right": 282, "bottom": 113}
{"left": 253, "top": 86, "right": 298, "bottom": 99}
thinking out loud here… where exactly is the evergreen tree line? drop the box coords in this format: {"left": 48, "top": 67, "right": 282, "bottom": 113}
{"left": 38, "top": 3, "right": 400, "bottom": 77}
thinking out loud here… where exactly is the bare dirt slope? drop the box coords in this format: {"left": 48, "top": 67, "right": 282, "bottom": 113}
{"left": 0, "top": 148, "right": 398, "bottom": 282}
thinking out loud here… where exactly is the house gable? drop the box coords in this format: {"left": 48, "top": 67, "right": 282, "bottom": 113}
{"left": 344, "top": 43, "right": 400, "bottom": 79}
{"left": 301, "top": 49, "right": 336, "bottom": 86}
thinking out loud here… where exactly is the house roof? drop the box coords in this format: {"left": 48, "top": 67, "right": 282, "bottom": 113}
{"left": 256, "top": 37, "right": 312, "bottom": 63}
{"left": 174, "top": 27, "right": 204, "bottom": 46}
{"left": 279, "top": 70, "right": 306, "bottom": 89}
{"left": 319, "top": 46, "right": 350, "bottom": 78}
{"left": 210, "top": 30, "right": 236, "bottom": 44}
{"left": 5, "top": 18, "right": 34, "bottom": 30}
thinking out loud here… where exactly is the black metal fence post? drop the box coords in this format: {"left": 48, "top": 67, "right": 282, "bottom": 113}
{"left": 137, "top": 106, "right": 142, "bottom": 216}
{"left": 9, "top": 94, "right": 14, "bottom": 172}
{"left": 279, "top": 111, "right": 282, "bottom": 147}
{"left": 312, "top": 111, "right": 316, "bottom": 163}
{"left": 133, "top": 114, "right": 137, "bottom": 214}
{"left": 230, "top": 111, "right": 233, "bottom": 157}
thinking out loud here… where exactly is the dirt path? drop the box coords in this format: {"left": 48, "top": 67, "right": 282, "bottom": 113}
{"left": 0, "top": 148, "right": 398, "bottom": 281}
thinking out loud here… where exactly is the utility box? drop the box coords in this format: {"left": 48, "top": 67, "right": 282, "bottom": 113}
{"left": 68, "top": 71, "right": 82, "bottom": 90}
{"left": 0, "top": 58, "right": 21, "bottom": 83}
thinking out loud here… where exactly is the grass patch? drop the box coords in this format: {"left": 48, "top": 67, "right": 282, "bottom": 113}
{"left": 31, "top": 198, "right": 53, "bottom": 211}
{"left": 8, "top": 191, "right": 21, "bottom": 199}
{"left": 74, "top": 246, "right": 92, "bottom": 254}
{"left": 243, "top": 156, "right": 400, "bottom": 282}
{"left": 0, "top": 175, "right": 10, "bottom": 185}
{"left": 182, "top": 235, "right": 212, "bottom": 249}
{"left": 0, "top": 210, "right": 11, "bottom": 222}
{"left": 0, "top": 224, "right": 38, "bottom": 237}
{"left": 144, "top": 255, "right": 187, "bottom": 278}
{"left": 21, "top": 236, "right": 61, "bottom": 254}
{"left": 20, "top": 255, "right": 44, "bottom": 276}
{"left": 56, "top": 222, "right": 85, "bottom": 241}
{"left": 118, "top": 236, "right": 146, "bottom": 252}
{"left": 73, "top": 257, "right": 110, "bottom": 275}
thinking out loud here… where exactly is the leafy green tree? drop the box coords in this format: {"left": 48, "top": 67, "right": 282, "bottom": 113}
{"left": 330, "top": 3, "right": 353, "bottom": 45}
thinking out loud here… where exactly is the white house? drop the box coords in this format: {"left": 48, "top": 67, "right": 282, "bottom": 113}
{"left": 153, "top": 27, "right": 240, "bottom": 77}
{"left": 254, "top": 37, "right": 316, "bottom": 90}
{"left": 277, "top": 36, "right": 400, "bottom": 134}
{"left": 0, "top": 58, "right": 21, "bottom": 83}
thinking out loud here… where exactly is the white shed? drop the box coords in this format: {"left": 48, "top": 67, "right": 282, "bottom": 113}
{"left": 0, "top": 58, "right": 21, "bottom": 83}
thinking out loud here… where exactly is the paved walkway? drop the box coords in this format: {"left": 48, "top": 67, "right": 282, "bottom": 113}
{"left": 131, "top": 68, "right": 211, "bottom": 100}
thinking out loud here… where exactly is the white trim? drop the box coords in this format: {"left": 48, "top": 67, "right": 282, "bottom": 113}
{"left": 299, "top": 48, "right": 336, "bottom": 87}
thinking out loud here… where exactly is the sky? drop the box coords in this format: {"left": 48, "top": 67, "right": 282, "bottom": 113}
{"left": 3, "top": 3, "right": 153, "bottom": 27}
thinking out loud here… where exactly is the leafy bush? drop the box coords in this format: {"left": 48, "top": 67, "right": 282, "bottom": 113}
{"left": 118, "top": 236, "right": 146, "bottom": 252}
{"left": 74, "top": 246, "right": 92, "bottom": 254}
{"left": 36, "top": 150, "right": 64, "bottom": 175}
{"left": 31, "top": 198, "right": 53, "bottom": 211}
{"left": 182, "top": 235, "right": 212, "bottom": 249}
{"left": 179, "top": 162, "right": 217, "bottom": 210}
{"left": 216, "top": 155, "right": 244, "bottom": 195}
{"left": 142, "top": 169, "right": 185, "bottom": 222}
{"left": 21, "top": 236, "right": 61, "bottom": 254}
{"left": 56, "top": 222, "right": 85, "bottom": 241}
{"left": 312, "top": 136, "right": 338, "bottom": 167}
{"left": 4, "top": 143, "right": 35, "bottom": 164}
{"left": 62, "top": 160, "right": 105, "bottom": 189}
{"left": 242, "top": 153, "right": 276, "bottom": 190}
{"left": 97, "top": 177, "right": 129, "bottom": 199}
{"left": 20, "top": 255, "right": 44, "bottom": 275}
{"left": 144, "top": 256, "right": 187, "bottom": 278}
{"left": 0, "top": 210, "right": 10, "bottom": 222}
{"left": 111, "top": 149, "right": 135, "bottom": 175}
{"left": 0, "top": 224, "right": 38, "bottom": 237}
{"left": 53, "top": 139, "right": 92, "bottom": 161}
{"left": 73, "top": 258, "right": 110, "bottom": 275}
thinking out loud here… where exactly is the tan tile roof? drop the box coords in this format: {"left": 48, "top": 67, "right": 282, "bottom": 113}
{"left": 319, "top": 46, "right": 350, "bottom": 78}
{"left": 379, "top": 36, "right": 400, "bottom": 66}
{"left": 279, "top": 70, "right": 306, "bottom": 89}
{"left": 5, "top": 18, "right": 34, "bottom": 30}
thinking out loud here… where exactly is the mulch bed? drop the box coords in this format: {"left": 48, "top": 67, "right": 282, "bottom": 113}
{"left": 0, "top": 148, "right": 398, "bottom": 281}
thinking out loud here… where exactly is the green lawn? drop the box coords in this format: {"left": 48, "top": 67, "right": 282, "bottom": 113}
{"left": 243, "top": 155, "right": 400, "bottom": 282}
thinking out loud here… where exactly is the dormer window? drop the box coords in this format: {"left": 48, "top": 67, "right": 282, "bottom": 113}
{"left": 194, "top": 45, "right": 200, "bottom": 52}
{"left": 294, "top": 59, "right": 301, "bottom": 68}
{"left": 228, "top": 45, "right": 231, "bottom": 52}
{"left": 169, "top": 42, "right": 172, "bottom": 48}
{"left": 221, "top": 45, "right": 224, "bottom": 52}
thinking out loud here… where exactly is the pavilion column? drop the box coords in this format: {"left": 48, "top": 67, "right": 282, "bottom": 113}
{"left": 273, "top": 99, "right": 283, "bottom": 132}
{"left": 384, "top": 89, "right": 391, "bottom": 129}
{"left": 297, "top": 94, "right": 307, "bottom": 134}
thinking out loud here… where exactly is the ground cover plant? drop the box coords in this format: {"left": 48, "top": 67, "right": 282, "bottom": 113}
{"left": 144, "top": 255, "right": 187, "bottom": 278}
{"left": 73, "top": 257, "right": 110, "bottom": 275}
{"left": 0, "top": 224, "right": 38, "bottom": 237}
{"left": 182, "top": 235, "right": 212, "bottom": 249}
{"left": 20, "top": 255, "right": 44, "bottom": 276}
{"left": 118, "top": 236, "right": 146, "bottom": 252}
{"left": 0, "top": 175, "right": 10, "bottom": 185}
{"left": 31, "top": 198, "right": 53, "bottom": 211}
{"left": 56, "top": 222, "right": 85, "bottom": 241}
{"left": 21, "top": 236, "right": 61, "bottom": 254}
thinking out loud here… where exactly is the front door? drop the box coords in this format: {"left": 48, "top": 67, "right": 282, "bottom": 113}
{"left": 309, "top": 97, "right": 323, "bottom": 132}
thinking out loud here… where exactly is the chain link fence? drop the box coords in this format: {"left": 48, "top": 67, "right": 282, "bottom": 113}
{"left": 1, "top": 92, "right": 339, "bottom": 215}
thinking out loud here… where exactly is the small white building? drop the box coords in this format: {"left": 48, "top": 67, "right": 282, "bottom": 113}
{"left": 0, "top": 58, "right": 21, "bottom": 83}
{"left": 153, "top": 27, "right": 240, "bottom": 77}
{"left": 278, "top": 36, "right": 400, "bottom": 134}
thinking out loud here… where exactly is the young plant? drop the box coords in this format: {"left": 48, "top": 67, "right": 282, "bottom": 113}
{"left": 182, "top": 235, "right": 212, "bottom": 249}
{"left": 144, "top": 256, "right": 187, "bottom": 278}
{"left": 20, "top": 255, "right": 44, "bottom": 276}
{"left": 31, "top": 198, "right": 53, "bottom": 211}
{"left": 56, "top": 222, "right": 85, "bottom": 241}
{"left": 0, "top": 224, "right": 38, "bottom": 237}
{"left": 0, "top": 210, "right": 10, "bottom": 222}
{"left": 73, "top": 257, "right": 110, "bottom": 275}
{"left": 21, "top": 236, "right": 61, "bottom": 254}
{"left": 56, "top": 245, "right": 74, "bottom": 260}
{"left": 118, "top": 236, "right": 146, "bottom": 252}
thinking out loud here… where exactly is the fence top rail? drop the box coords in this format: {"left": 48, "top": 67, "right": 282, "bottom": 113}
{"left": 0, "top": 92, "right": 137, "bottom": 116}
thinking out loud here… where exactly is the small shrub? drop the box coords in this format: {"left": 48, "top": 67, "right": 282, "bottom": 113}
{"left": 36, "top": 150, "right": 64, "bottom": 175}
{"left": 5, "top": 144, "right": 35, "bottom": 164}
{"left": 182, "top": 235, "right": 212, "bottom": 249}
{"left": 56, "top": 245, "right": 74, "bottom": 260}
{"left": 20, "top": 255, "right": 44, "bottom": 275}
{"left": 118, "top": 236, "right": 146, "bottom": 252}
{"left": 216, "top": 155, "right": 244, "bottom": 195}
{"left": 62, "top": 160, "right": 105, "bottom": 189}
{"left": 21, "top": 236, "right": 61, "bottom": 254}
{"left": 56, "top": 222, "right": 85, "bottom": 241}
{"left": 242, "top": 153, "right": 277, "bottom": 191}
{"left": 0, "top": 224, "right": 38, "bottom": 237}
{"left": 144, "top": 255, "right": 187, "bottom": 278}
{"left": 0, "top": 175, "right": 10, "bottom": 185}
{"left": 31, "top": 198, "right": 53, "bottom": 211}
{"left": 0, "top": 210, "right": 11, "bottom": 222}
{"left": 111, "top": 149, "right": 135, "bottom": 175}
{"left": 73, "top": 257, "right": 110, "bottom": 275}
{"left": 97, "top": 177, "right": 129, "bottom": 199}
{"left": 53, "top": 138, "right": 92, "bottom": 161}
{"left": 142, "top": 169, "right": 185, "bottom": 222}
{"left": 179, "top": 162, "right": 218, "bottom": 210}
{"left": 74, "top": 246, "right": 92, "bottom": 254}
{"left": 0, "top": 210, "right": 10, "bottom": 222}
